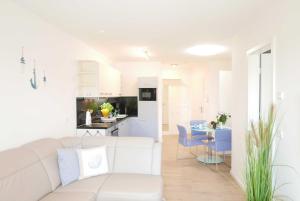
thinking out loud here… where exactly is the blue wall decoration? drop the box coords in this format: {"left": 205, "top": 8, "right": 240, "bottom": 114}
{"left": 20, "top": 49, "right": 47, "bottom": 90}
{"left": 30, "top": 67, "right": 38, "bottom": 90}
{"left": 20, "top": 46, "right": 26, "bottom": 74}
{"left": 20, "top": 46, "right": 25, "bottom": 64}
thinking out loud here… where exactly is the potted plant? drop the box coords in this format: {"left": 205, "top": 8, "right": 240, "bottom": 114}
{"left": 210, "top": 121, "right": 218, "bottom": 129}
{"left": 85, "top": 101, "right": 99, "bottom": 114}
{"left": 100, "top": 102, "right": 114, "bottom": 118}
{"left": 210, "top": 113, "right": 231, "bottom": 129}
{"left": 217, "top": 113, "right": 231, "bottom": 128}
{"left": 246, "top": 106, "right": 282, "bottom": 201}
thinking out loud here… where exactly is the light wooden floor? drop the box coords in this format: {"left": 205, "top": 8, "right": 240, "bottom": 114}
{"left": 162, "top": 124, "right": 169, "bottom": 132}
{"left": 162, "top": 135, "right": 245, "bottom": 201}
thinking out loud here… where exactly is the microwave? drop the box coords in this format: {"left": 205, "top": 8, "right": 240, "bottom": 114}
{"left": 139, "top": 88, "right": 157, "bottom": 101}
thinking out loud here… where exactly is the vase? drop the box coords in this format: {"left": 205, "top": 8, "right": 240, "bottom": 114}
{"left": 219, "top": 123, "right": 224, "bottom": 129}
{"left": 101, "top": 109, "right": 110, "bottom": 118}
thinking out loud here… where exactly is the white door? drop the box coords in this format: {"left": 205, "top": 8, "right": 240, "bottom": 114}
{"left": 162, "top": 84, "right": 169, "bottom": 125}
{"left": 260, "top": 52, "right": 273, "bottom": 117}
{"left": 168, "top": 83, "right": 190, "bottom": 134}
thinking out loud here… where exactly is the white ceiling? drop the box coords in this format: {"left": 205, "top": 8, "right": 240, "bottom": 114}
{"left": 13, "top": 0, "right": 271, "bottom": 63}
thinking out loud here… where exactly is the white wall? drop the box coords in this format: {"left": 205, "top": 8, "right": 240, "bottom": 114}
{"left": 219, "top": 70, "right": 232, "bottom": 115}
{"left": 202, "top": 60, "right": 231, "bottom": 120}
{"left": 115, "top": 60, "right": 231, "bottom": 135}
{"left": 231, "top": 1, "right": 300, "bottom": 199}
{"left": 115, "top": 61, "right": 163, "bottom": 96}
{"left": 0, "top": 0, "right": 111, "bottom": 151}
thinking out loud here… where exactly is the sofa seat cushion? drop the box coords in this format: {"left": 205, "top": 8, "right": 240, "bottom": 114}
{"left": 97, "top": 174, "right": 163, "bottom": 201}
{"left": 40, "top": 192, "right": 96, "bottom": 201}
{"left": 55, "top": 174, "right": 110, "bottom": 194}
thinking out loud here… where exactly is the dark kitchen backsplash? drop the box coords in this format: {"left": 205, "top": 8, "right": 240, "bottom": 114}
{"left": 76, "top": 96, "right": 138, "bottom": 126}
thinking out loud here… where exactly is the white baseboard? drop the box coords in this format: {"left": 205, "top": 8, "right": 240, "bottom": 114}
{"left": 230, "top": 170, "right": 245, "bottom": 191}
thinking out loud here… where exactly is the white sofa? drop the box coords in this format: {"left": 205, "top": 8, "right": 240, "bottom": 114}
{"left": 0, "top": 136, "right": 163, "bottom": 201}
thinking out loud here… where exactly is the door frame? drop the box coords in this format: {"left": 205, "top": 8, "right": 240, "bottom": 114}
{"left": 247, "top": 39, "right": 277, "bottom": 124}
{"left": 247, "top": 39, "right": 277, "bottom": 105}
{"left": 162, "top": 79, "right": 187, "bottom": 135}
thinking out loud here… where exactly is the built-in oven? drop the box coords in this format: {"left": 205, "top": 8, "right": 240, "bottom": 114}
{"left": 139, "top": 88, "right": 157, "bottom": 101}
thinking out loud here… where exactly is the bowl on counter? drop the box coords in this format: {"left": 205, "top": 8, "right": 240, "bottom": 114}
{"left": 116, "top": 114, "right": 128, "bottom": 119}
{"left": 101, "top": 117, "right": 117, "bottom": 123}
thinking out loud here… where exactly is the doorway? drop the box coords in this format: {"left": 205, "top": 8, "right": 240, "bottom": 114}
{"left": 162, "top": 81, "right": 169, "bottom": 133}
{"left": 248, "top": 45, "right": 274, "bottom": 123}
{"left": 162, "top": 79, "right": 190, "bottom": 135}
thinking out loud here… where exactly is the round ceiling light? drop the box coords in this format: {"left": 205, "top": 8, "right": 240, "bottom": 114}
{"left": 185, "top": 44, "right": 227, "bottom": 56}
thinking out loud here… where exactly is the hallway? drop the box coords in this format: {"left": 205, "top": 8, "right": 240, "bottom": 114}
{"left": 162, "top": 135, "right": 244, "bottom": 201}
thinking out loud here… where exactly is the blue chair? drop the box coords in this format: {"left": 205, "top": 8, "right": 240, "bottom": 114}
{"left": 207, "top": 128, "right": 232, "bottom": 169}
{"left": 190, "top": 120, "right": 208, "bottom": 138}
{"left": 176, "top": 125, "right": 209, "bottom": 159}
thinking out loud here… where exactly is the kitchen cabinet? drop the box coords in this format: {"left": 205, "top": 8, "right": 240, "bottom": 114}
{"left": 76, "top": 118, "right": 129, "bottom": 137}
{"left": 78, "top": 60, "right": 121, "bottom": 97}
{"left": 78, "top": 61, "right": 99, "bottom": 97}
{"left": 99, "top": 65, "right": 121, "bottom": 97}
{"left": 76, "top": 129, "right": 106, "bottom": 137}
{"left": 128, "top": 117, "right": 158, "bottom": 139}
{"left": 118, "top": 119, "right": 129, "bottom": 136}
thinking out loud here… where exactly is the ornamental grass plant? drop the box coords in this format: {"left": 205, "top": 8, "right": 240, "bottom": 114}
{"left": 246, "top": 106, "right": 278, "bottom": 201}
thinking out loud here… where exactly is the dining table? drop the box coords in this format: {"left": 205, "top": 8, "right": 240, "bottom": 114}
{"left": 190, "top": 125, "right": 225, "bottom": 164}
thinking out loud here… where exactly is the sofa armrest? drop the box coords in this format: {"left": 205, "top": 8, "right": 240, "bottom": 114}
{"left": 151, "top": 142, "right": 162, "bottom": 175}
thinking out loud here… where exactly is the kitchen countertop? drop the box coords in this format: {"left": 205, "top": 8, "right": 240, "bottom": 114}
{"left": 77, "top": 116, "right": 128, "bottom": 129}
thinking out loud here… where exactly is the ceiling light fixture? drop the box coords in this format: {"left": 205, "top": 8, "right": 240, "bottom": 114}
{"left": 143, "top": 50, "right": 150, "bottom": 60}
{"left": 129, "top": 47, "right": 151, "bottom": 60}
{"left": 171, "top": 64, "right": 178, "bottom": 68}
{"left": 185, "top": 44, "right": 227, "bottom": 56}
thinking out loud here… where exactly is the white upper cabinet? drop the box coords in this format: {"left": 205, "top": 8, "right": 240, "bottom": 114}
{"left": 78, "top": 60, "right": 121, "bottom": 97}
{"left": 99, "top": 65, "right": 121, "bottom": 97}
{"left": 78, "top": 60, "right": 99, "bottom": 97}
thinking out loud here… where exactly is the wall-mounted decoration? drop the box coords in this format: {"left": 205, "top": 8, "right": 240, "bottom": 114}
{"left": 19, "top": 47, "right": 48, "bottom": 90}
{"left": 42, "top": 70, "right": 47, "bottom": 86}
{"left": 30, "top": 60, "right": 38, "bottom": 90}
{"left": 20, "top": 46, "right": 26, "bottom": 73}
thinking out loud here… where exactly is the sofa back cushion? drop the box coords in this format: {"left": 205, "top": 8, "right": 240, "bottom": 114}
{"left": 61, "top": 136, "right": 117, "bottom": 172}
{"left": 0, "top": 147, "right": 52, "bottom": 201}
{"left": 23, "top": 138, "right": 63, "bottom": 190}
{"left": 113, "top": 137, "right": 154, "bottom": 174}
{"left": 0, "top": 136, "right": 162, "bottom": 201}
{"left": 60, "top": 136, "right": 161, "bottom": 175}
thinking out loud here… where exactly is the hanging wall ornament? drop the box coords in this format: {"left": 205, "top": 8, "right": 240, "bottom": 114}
{"left": 20, "top": 46, "right": 26, "bottom": 73}
{"left": 30, "top": 60, "right": 38, "bottom": 90}
{"left": 42, "top": 70, "right": 47, "bottom": 86}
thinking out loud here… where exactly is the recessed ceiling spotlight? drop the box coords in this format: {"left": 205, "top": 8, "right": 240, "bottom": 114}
{"left": 129, "top": 47, "right": 151, "bottom": 60}
{"left": 171, "top": 64, "right": 178, "bottom": 68}
{"left": 185, "top": 44, "right": 227, "bottom": 56}
{"left": 97, "top": 30, "right": 105, "bottom": 33}
{"left": 144, "top": 50, "right": 150, "bottom": 60}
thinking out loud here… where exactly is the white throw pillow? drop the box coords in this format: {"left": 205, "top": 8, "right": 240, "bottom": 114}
{"left": 76, "top": 146, "right": 108, "bottom": 179}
